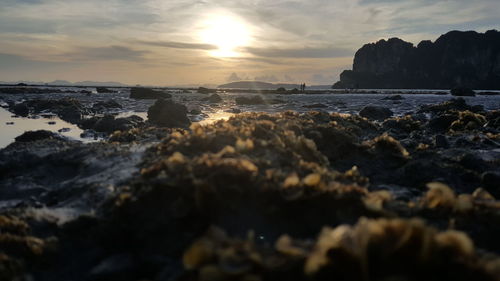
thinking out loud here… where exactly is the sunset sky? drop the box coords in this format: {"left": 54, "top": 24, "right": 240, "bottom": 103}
{"left": 1, "top": 0, "right": 499, "bottom": 86}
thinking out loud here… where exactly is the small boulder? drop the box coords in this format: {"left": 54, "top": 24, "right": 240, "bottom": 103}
{"left": 359, "top": 106, "right": 393, "bottom": 121}
{"left": 427, "top": 114, "right": 457, "bottom": 132}
{"left": 481, "top": 172, "right": 500, "bottom": 195}
{"left": 92, "top": 100, "right": 123, "bottom": 112}
{"left": 451, "top": 87, "right": 475, "bottom": 97}
{"left": 197, "top": 87, "right": 216, "bottom": 94}
{"left": 14, "top": 130, "right": 61, "bottom": 142}
{"left": 203, "top": 94, "right": 223, "bottom": 103}
{"left": 434, "top": 134, "right": 449, "bottom": 148}
{"left": 130, "top": 88, "right": 172, "bottom": 99}
{"left": 381, "top": 94, "right": 404, "bottom": 101}
{"left": 147, "top": 99, "right": 191, "bottom": 127}
{"left": 12, "top": 103, "right": 29, "bottom": 117}
{"left": 235, "top": 96, "right": 265, "bottom": 105}
{"left": 96, "top": 87, "right": 116, "bottom": 93}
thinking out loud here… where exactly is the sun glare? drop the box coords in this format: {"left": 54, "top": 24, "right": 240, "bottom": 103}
{"left": 199, "top": 15, "right": 251, "bottom": 57}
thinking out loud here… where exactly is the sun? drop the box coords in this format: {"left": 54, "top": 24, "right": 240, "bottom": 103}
{"left": 199, "top": 15, "right": 251, "bottom": 57}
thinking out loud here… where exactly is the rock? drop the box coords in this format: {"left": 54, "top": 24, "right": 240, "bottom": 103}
{"left": 197, "top": 87, "right": 216, "bottom": 94}
{"left": 428, "top": 114, "right": 457, "bottom": 132}
{"left": 47, "top": 121, "right": 56, "bottom": 125}
{"left": 276, "top": 87, "right": 287, "bottom": 93}
{"left": 14, "top": 130, "right": 62, "bottom": 142}
{"left": 95, "top": 87, "right": 116, "bottom": 93}
{"left": 80, "top": 115, "right": 144, "bottom": 133}
{"left": 12, "top": 103, "right": 29, "bottom": 117}
{"left": 228, "top": 108, "right": 241, "bottom": 113}
{"left": 451, "top": 87, "right": 476, "bottom": 97}
{"left": 477, "top": 91, "right": 500, "bottom": 96}
{"left": 359, "top": 106, "right": 393, "bottom": 121}
{"left": 203, "top": 94, "right": 223, "bottom": 103}
{"left": 481, "top": 172, "right": 500, "bottom": 195}
{"left": 235, "top": 96, "right": 265, "bottom": 105}
{"left": 381, "top": 94, "right": 404, "bottom": 100}
{"left": 58, "top": 105, "right": 83, "bottom": 123}
{"left": 189, "top": 108, "right": 202, "bottom": 115}
{"left": 147, "top": 99, "right": 191, "bottom": 127}
{"left": 6, "top": 122, "right": 14, "bottom": 125}
{"left": 434, "top": 134, "right": 449, "bottom": 148}
{"left": 303, "top": 103, "right": 328, "bottom": 109}
{"left": 333, "top": 30, "right": 500, "bottom": 90}
{"left": 419, "top": 98, "right": 472, "bottom": 114}
{"left": 130, "top": 87, "right": 172, "bottom": 99}
{"left": 92, "top": 100, "right": 122, "bottom": 112}
{"left": 58, "top": 128, "right": 71, "bottom": 133}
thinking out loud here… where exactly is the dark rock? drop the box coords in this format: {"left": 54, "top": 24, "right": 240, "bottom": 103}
{"left": 481, "top": 172, "right": 500, "bottom": 195}
{"left": 202, "top": 93, "right": 223, "bottom": 103}
{"left": 58, "top": 128, "right": 71, "bottom": 133}
{"left": 428, "top": 114, "right": 457, "bottom": 132}
{"left": 14, "top": 130, "right": 61, "bottom": 142}
{"left": 381, "top": 94, "right": 404, "bottom": 100}
{"left": 359, "top": 106, "right": 393, "bottom": 121}
{"left": 419, "top": 98, "right": 472, "bottom": 114}
{"left": 434, "top": 134, "right": 449, "bottom": 148}
{"left": 189, "top": 108, "right": 202, "bottom": 115}
{"left": 276, "top": 87, "right": 287, "bottom": 93}
{"left": 47, "top": 121, "right": 56, "bottom": 125}
{"left": 12, "top": 103, "right": 29, "bottom": 117}
{"left": 451, "top": 87, "right": 476, "bottom": 96}
{"left": 228, "top": 108, "right": 241, "bottom": 113}
{"left": 92, "top": 100, "right": 122, "bottom": 112}
{"left": 95, "top": 87, "right": 116, "bottom": 93}
{"left": 58, "top": 106, "right": 82, "bottom": 123}
{"left": 6, "top": 122, "right": 14, "bottom": 125}
{"left": 333, "top": 30, "right": 500, "bottom": 90}
{"left": 80, "top": 115, "right": 144, "bottom": 133}
{"left": 147, "top": 99, "right": 191, "bottom": 127}
{"left": 303, "top": 103, "right": 328, "bottom": 109}
{"left": 197, "top": 87, "right": 216, "bottom": 94}
{"left": 130, "top": 88, "right": 172, "bottom": 99}
{"left": 235, "top": 96, "right": 265, "bottom": 105}
{"left": 477, "top": 91, "right": 500, "bottom": 96}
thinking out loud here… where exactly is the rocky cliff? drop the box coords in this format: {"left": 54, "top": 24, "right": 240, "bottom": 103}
{"left": 333, "top": 30, "right": 500, "bottom": 89}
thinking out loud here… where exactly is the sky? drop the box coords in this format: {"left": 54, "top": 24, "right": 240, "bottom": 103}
{"left": 0, "top": 0, "right": 499, "bottom": 86}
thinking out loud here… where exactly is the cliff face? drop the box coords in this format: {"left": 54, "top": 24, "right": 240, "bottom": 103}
{"left": 333, "top": 30, "right": 500, "bottom": 89}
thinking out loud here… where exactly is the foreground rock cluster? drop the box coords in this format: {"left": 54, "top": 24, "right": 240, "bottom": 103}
{"left": 0, "top": 98, "right": 499, "bottom": 280}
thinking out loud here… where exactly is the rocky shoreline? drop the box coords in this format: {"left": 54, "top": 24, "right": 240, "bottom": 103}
{"left": 0, "top": 91, "right": 500, "bottom": 280}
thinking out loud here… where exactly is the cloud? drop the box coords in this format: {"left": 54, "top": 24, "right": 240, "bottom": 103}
{"left": 245, "top": 47, "right": 354, "bottom": 58}
{"left": 226, "top": 72, "right": 242, "bottom": 82}
{"left": 63, "top": 45, "right": 149, "bottom": 61}
{"left": 134, "top": 40, "right": 217, "bottom": 50}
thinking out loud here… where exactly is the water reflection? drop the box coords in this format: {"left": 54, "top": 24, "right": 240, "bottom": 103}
{"left": 0, "top": 107, "right": 89, "bottom": 148}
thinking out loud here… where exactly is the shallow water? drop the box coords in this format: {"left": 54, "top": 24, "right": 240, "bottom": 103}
{"left": 1, "top": 87, "right": 500, "bottom": 148}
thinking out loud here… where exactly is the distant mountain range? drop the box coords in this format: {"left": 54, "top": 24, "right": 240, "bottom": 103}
{"left": 0, "top": 80, "right": 129, "bottom": 87}
{"left": 218, "top": 81, "right": 331, "bottom": 90}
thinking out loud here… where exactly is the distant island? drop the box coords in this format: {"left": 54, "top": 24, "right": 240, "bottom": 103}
{"left": 0, "top": 80, "right": 128, "bottom": 87}
{"left": 333, "top": 30, "right": 500, "bottom": 90}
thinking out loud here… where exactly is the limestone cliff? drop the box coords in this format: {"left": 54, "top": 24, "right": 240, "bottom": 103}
{"left": 333, "top": 30, "right": 500, "bottom": 89}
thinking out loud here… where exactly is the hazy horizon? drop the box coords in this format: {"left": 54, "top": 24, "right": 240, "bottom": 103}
{"left": 1, "top": 0, "right": 499, "bottom": 86}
